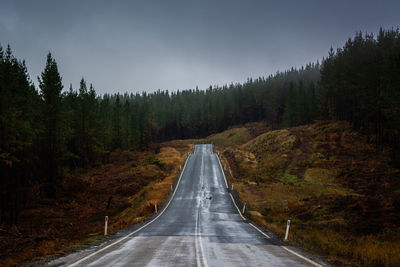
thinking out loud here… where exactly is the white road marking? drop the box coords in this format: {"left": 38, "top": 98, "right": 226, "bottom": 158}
{"left": 195, "top": 150, "right": 208, "bottom": 267}
{"left": 229, "top": 193, "right": 247, "bottom": 221}
{"left": 282, "top": 246, "right": 323, "bottom": 267}
{"left": 195, "top": 210, "right": 208, "bottom": 267}
{"left": 67, "top": 154, "right": 192, "bottom": 267}
{"left": 195, "top": 210, "right": 201, "bottom": 267}
{"left": 249, "top": 223, "right": 271, "bottom": 239}
{"left": 198, "top": 211, "right": 208, "bottom": 267}
{"left": 195, "top": 150, "right": 203, "bottom": 267}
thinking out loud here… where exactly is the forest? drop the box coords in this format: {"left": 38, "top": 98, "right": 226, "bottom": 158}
{"left": 0, "top": 28, "right": 399, "bottom": 226}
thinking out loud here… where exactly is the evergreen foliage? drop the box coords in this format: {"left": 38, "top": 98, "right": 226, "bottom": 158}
{"left": 320, "top": 28, "right": 400, "bottom": 162}
{"left": 38, "top": 53, "right": 64, "bottom": 197}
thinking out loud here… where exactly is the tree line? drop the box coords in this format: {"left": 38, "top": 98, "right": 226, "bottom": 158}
{"left": 320, "top": 28, "right": 400, "bottom": 163}
{"left": 1, "top": 27, "right": 399, "bottom": 225}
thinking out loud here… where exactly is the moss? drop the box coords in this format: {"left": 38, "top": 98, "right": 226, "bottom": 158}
{"left": 281, "top": 168, "right": 298, "bottom": 184}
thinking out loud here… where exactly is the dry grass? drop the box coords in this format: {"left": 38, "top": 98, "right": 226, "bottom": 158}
{"left": 0, "top": 143, "right": 192, "bottom": 266}
{"left": 205, "top": 127, "right": 251, "bottom": 147}
{"left": 243, "top": 128, "right": 296, "bottom": 157}
{"left": 109, "top": 146, "right": 188, "bottom": 233}
{"left": 353, "top": 235, "right": 400, "bottom": 266}
{"left": 236, "top": 178, "right": 400, "bottom": 266}
{"left": 215, "top": 121, "right": 400, "bottom": 266}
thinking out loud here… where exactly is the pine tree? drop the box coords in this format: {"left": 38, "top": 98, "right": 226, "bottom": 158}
{"left": 38, "top": 52, "right": 63, "bottom": 198}
{"left": 113, "top": 94, "right": 122, "bottom": 149}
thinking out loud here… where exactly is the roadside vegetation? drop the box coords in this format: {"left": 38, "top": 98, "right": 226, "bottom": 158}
{"left": 214, "top": 121, "right": 400, "bottom": 266}
{"left": 0, "top": 142, "right": 191, "bottom": 266}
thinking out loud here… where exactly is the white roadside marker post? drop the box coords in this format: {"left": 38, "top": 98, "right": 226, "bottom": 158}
{"left": 231, "top": 183, "right": 234, "bottom": 191}
{"left": 155, "top": 203, "right": 158, "bottom": 213}
{"left": 284, "top": 220, "right": 291, "bottom": 241}
{"left": 104, "top": 216, "right": 108, "bottom": 236}
{"left": 242, "top": 202, "right": 246, "bottom": 214}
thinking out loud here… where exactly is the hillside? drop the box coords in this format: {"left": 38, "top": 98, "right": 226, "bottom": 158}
{"left": 215, "top": 121, "right": 400, "bottom": 266}
{"left": 1, "top": 120, "right": 398, "bottom": 266}
{"left": 0, "top": 142, "right": 192, "bottom": 266}
{"left": 200, "top": 122, "right": 270, "bottom": 147}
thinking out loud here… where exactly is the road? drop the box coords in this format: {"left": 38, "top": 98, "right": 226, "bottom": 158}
{"left": 53, "top": 144, "right": 323, "bottom": 267}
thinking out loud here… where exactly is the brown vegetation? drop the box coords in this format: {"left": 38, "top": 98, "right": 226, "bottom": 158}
{"left": 216, "top": 121, "right": 400, "bottom": 266}
{"left": 0, "top": 142, "right": 191, "bottom": 266}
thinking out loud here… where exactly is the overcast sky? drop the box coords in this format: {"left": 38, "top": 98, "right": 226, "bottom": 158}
{"left": 1, "top": 0, "right": 399, "bottom": 94}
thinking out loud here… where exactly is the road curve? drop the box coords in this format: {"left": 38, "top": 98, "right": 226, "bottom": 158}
{"left": 52, "top": 144, "right": 324, "bottom": 267}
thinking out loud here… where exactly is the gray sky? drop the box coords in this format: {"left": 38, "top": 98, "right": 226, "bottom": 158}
{"left": 1, "top": 0, "right": 399, "bottom": 94}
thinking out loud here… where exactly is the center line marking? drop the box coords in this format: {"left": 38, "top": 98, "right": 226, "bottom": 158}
{"left": 195, "top": 209, "right": 201, "bottom": 267}
{"left": 195, "top": 210, "right": 208, "bottom": 267}
{"left": 195, "top": 148, "right": 208, "bottom": 267}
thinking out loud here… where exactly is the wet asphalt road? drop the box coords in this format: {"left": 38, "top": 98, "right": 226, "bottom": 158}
{"left": 55, "top": 144, "right": 321, "bottom": 266}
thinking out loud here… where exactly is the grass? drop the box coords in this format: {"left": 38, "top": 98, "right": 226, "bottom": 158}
{"left": 205, "top": 127, "right": 251, "bottom": 147}
{"left": 0, "top": 143, "right": 192, "bottom": 267}
{"left": 108, "top": 146, "right": 188, "bottom": 233}
{"left": 304, "top": 168, "right": 358, "bottom": 196}
{"left": 67, "top": 235, "right": 108, "bottom": 252}
{"left": 214, "top": 121, "right": 400, "bottom": 266}
{"left": 281, "top": 168, "right": 298, "bottom": 184}
{"left": 235, "top": 176, "right": 399, "bottom": 266}
{"left": 243, "top": 128, "right": 296, "bottom": 157}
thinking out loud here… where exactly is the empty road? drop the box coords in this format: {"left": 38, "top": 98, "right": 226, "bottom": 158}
{"left": 53, "top": 144, "right": 323, "bottom": 267}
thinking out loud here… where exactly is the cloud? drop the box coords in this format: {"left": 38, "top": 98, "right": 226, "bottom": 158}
{"left": 1, "top": 0, "right": 399, "bottom": 94}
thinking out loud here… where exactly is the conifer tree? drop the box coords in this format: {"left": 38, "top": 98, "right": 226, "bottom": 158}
{"left": 38, "top": 52, "right": 63, "bottom": 198}
{"left": 113, "top": 94, "right": 122, "bottom": 149}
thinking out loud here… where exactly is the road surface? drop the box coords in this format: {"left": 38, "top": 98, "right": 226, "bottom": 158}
{"left": 52, "top": 144, "right": 323, "bottom": 267}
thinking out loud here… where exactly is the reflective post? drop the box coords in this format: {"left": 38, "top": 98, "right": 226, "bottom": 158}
{"left": 284, "top": 220, "right": 291, "bottom": 241}
{"left": 104, "top": 216, "right": 108, "bottom": 236}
